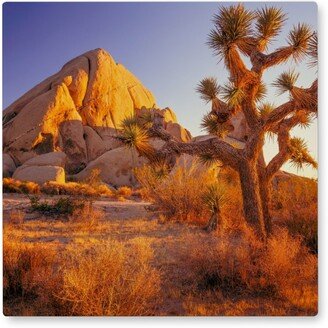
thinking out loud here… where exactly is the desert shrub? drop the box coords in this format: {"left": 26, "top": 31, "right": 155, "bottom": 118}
{"left": 29, "top": 196, "right": 86, "bottom": 217}
{"left": 285, "top": 211, "right": 318, "bottom": 254}
{"left": 84, "top": 168, "right": 102, "bottom": 187}
{"left": 272, "top": 176, "right": 318, "bottom": 253}
{"left": 136, "top": 162, "right": 243, "bottom": 227}
{"left": 186, "top": 228, "right": 317, "bottom": 313}
{"left": 3, "top": 240, "right": 60, "bottom": 313}
{"left": 41, "top": 181, "right": 113, "bottom": 197}
{"left": 116, "top": 186, "right": 133, "bottom": 197}
{"left": 135, "top": 161, "right": 218, "bottom": 223}
{"left": 3, "top": 178, "right": 40, "bottom": 194}
{"left": 58, "top": 239, "right": 161, "bottom": 315}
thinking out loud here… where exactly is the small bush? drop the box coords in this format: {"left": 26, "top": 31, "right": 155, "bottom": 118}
{"left": 58, "top": 239, "right": 161, "bottom": 315}
{"left": 117, "top": 186, "right": 133, "bottom": 197}
{"left": 29, "top": 196, "right": 86, "bottom": 217}
{"left": 3, "top": 240, "right": 60, "bottom": 312}
{"left": 41, "top": 181, "right": 113, "bottom": 197}
{"left": 3, "top": 178, "right": 40, "bottom": 194}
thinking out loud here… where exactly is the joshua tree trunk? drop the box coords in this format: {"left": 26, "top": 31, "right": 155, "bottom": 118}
{"left": 258, "top": 176, "right": 272, "bottom": 234}
{"left": 239, "top": 160, "right": 266, "bottom": 239}
{"left": 257, "top": 153, "right": 273, "bottom": 234}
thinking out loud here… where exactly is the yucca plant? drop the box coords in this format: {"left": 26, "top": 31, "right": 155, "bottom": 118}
{"left": 307, "top": 32, "right": 318, "bottom": 67}
{"left": 201, "top": 113, "right": 232, "bottom": 138}
{"left": 202, "top": 183, "right": 226, "bottom": 231}
{"left": 272, "top": 69, "right": 300, "bottom": 95}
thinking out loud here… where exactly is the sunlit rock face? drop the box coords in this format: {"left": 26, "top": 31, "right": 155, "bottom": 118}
{"left": 3, "top": 48, "right": 191, "bottom": 185}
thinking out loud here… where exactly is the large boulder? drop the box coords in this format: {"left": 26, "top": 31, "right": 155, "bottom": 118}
{"left": 3, "top": 48, "right": 157, "bottom": 166}
{"left": 13, "top": 166, "right": 65, "bottom": 184}
{"left": 3, "top": 153, "right": 16, "bottom": 177}
{"left": 21, "top": 151, "right": 67, "bottom": 168}
{"left": 74, "top": 147, "right": 148, "bottom": 187}
{"left": 165, "top": 122, "right": 192, "bottom": 142}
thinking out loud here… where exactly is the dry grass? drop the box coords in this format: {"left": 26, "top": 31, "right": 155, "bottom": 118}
{"left": 3, "top": 178, "right": 40, "bottom": 194}
{"left": 116, "top": 186, "right": 133, "bottom": 197}
{"left": 41, "top": 181, "right": 113, "bottom": 197}
{"left": 272, "top": 176, "right": 318, "bottom": 253}
{"left": 3, "top": 240, "right": 62, "bottom": 315}
{"left": 135, "top": 161, "right": 219, "bottom": 224}
{"left": 9, "top": 210, "right": 25, "bottom": 225}
{"left": 59, "top": 239, "right": 161, "bottom": 316}
{"left": 3, "top": 230, "right": 161, "bottom": 316}
{"left": 183, "top": 227, "right": 317, "bottom": 315}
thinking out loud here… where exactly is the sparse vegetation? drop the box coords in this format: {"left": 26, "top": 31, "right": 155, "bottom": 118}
{"left": 3, "top": 178, "right": 40, "bottom": 194}
{"left": 135, "top": 160, "right": 218, "bottom": 225}
{"left": 184, "top": 228, "right": 317, "bottom": 315}
{"left": 59, "top": 240, "right": 161, "bottom": 315}
{"left": 3, "top": 231, "right": 160, "bottom": 316}
{"left": 29, "top": 196, "right": 86, "bottom": 217}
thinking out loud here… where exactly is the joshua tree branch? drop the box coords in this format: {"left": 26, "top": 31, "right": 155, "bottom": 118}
{"left": 263, "top": 100, "right": 297, "bottom": 131}
{"left": 265, "top": 116, "right": 300, "bottom": 179}
{"left": 149, "top": 125, "right": 242, "bottom": 169}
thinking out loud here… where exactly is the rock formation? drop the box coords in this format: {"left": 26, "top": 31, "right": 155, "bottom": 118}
{"left": 3, "top": 48, "right": 192, "bottom": 186}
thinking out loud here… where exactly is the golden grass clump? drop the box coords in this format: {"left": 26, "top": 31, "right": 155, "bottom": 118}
{"left": 3, "top": 240, "right": 61, "bottom": 315}
{"left": 3, "top": 234, "right": 161, "bottom": 316}
{"left": 135, "top": 160, "right": 219, "bottom": 224}
{"left": 116, "top": 186, "right": 133, "bottom": 197}
{"left": 3, "top": 178, "right": 40, "bottom": 194}
{"left": 58, "top": 239, "right": 161, "bottom": 316}
{"left": 41, "top": 181, "right": 113, "bottom": 197}
{"left": 185, "top": 227, "right": 317, "bottom": 315}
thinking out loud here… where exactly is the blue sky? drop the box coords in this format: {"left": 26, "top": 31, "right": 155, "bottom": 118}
{"left": 2, "top": 2, "right": 317, "bottom": 177}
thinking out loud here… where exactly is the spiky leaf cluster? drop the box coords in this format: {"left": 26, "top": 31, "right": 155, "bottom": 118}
{"left": 254, "top": 82, "right": 267, "bottom": 102}
{"left": 201, "top": 113, "right": 231, "bottom": 138}
{"left": 258, "top": 102, "right": 275, "bottom": 119}
{"left": 196, "top": 77, "right": 220, "bottom": 103}
{"left": 307, "top": 32, "right": 318, "bottom": 67}
{"left": 294, "top": 110, "right": 313, "bottom": 129}
{"left": 287, "top": 23, "right": 312, "bottom": 61}
{"left": 202, "top": 183, "right": 226, "bottom": 213}
{"left": 272, "top": 69, "right": 299, "bottom": 95}
{"left": 207, "top": 4, "right": 255, "bottom": 58}
{"left": 255, "top": 6, "right": 286, "bottom": 49}
{"left": 119, "top": 115, "right": 153, "bottom": 156}
{"left": 288, "top": 137, "right": 317, "bottom": 169}
{"left": 221, "top": 83, "right": 245, "bottom": 106}
{"left": 197, "top": 153, "right": 222, "bottom": 168}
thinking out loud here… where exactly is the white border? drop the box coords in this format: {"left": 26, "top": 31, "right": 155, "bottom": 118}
{"left": 0, "top": 1, "right": 326, "bottom": 327}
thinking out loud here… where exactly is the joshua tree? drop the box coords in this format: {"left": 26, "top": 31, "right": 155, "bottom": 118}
{"left": 119, "top": 4, "right": 317, "bottom": 239}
